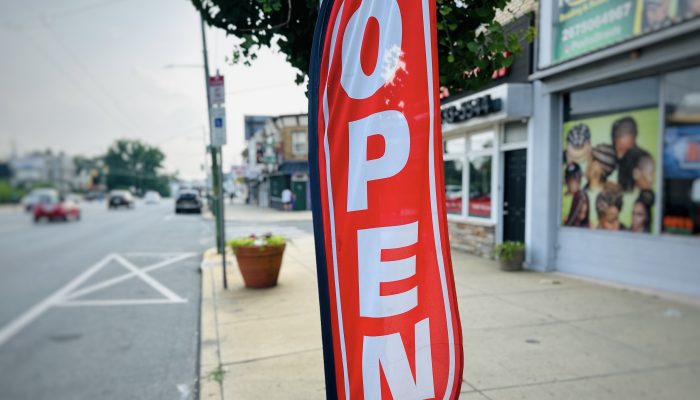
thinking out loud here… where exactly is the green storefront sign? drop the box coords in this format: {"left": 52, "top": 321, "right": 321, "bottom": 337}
{"left": 553, "top": 0, "right": 691, "bottom": 63}
{"left": 554, "top": 0, "right": 640, "bottom": 62}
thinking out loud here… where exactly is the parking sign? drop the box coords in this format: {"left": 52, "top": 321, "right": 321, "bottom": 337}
{"left": 210, "top": 107, "right": 226, "bottom": 147}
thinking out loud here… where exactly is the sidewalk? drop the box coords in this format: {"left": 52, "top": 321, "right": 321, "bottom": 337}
{"left": 199, "top": 206, "right": 700, "bottom": 399}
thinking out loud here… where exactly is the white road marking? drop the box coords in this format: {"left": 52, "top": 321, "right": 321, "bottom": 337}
{"left": 0, "top": 252, "right": 193, "bottom": 348}
{"left": 112, "top": 254, "right": 185, "bottom": 302}
{"left": 65, "top": 252, "right": 195, "bottom": 300}
{"left": 57, "top": 299, "right": 187, "bottom": 307}
{"left": 0, "top": 254, "right": 114, "bottom": 348}
{"left": 163, "top": 213, "right": 175, "bottom": 222}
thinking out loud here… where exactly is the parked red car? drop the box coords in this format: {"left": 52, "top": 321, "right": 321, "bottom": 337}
{"left": 33, "top": 193, "right": 81, "bottom": 222}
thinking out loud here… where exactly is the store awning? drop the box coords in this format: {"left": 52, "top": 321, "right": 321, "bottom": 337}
{"left": 279, "top": 161, "right": 308, "bottom": 174}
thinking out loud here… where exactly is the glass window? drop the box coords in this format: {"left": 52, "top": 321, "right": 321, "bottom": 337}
{"left": 444, "top": 137, "right": 465, "bottom": 155}
{"left": 469, "top": 131, "right": 495, "bottom": 152}
{"left": 444, "top": 159, "right": 463, "bottom": 215}
{"left": 468, "top": 155, "right": 492, "bottom": 218}
{"left": 291, "top": 131, "right": 307, "bottom": 155}
{"left": 662, "top": 66, "right": 700, "bottom": 236}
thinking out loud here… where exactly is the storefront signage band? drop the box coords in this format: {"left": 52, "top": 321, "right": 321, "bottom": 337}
{"left": 441, "top": 94, "right": 503, "bottom": 124}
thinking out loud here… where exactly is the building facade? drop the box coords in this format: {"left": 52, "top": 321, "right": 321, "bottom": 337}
{"left": 528, "top": 0, "right": 700, "bottom": 297}
{"left": 242, "top": 113, "right": 311, "bottom": 211}
{"left": 441, "top": 10, "right": 535, "bottom": 259}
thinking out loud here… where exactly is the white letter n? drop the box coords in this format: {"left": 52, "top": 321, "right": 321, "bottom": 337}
{"left": 362, "top": 318, "right": 434, "bottom": 400}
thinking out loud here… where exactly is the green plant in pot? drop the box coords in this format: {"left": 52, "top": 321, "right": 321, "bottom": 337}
{"left": 495, "top": 241, "right": 525, "bottom": 271}
{"left": 228, "top": 233, "right": 287, "bottom": 288}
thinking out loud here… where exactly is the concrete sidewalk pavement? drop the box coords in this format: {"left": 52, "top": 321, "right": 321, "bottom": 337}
{"left": 198, "top": 208, "right": 700, "bottom": 399}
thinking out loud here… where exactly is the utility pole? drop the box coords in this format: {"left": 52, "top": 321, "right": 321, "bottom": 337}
{"left": 200, "top": 16, "right": 228, "bottom": 289}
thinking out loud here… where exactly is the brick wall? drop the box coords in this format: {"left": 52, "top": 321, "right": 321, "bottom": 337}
{"left": 281, "top": 127, "right": 307, "bottom": 162}
{"left": 448, "top": 221, "right": 496, "bottom": 259}
{"left": 495, "top": 0, "right": 537, "bottom": 25}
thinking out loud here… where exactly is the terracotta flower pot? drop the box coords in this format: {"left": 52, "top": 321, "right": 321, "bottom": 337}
{"left": 234, "top": 244, "right": 286, "bottom": 288}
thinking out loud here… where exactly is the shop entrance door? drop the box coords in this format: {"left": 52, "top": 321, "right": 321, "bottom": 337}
{"left": 291, "top": 180, "right": 307, "bottom": 211}
{"left": 503, "top": 149, "right": 527, "bottom": 243}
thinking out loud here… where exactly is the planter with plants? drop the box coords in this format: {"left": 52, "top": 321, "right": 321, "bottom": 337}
{"left": 228, "top": 233, "right": 287, "bottom": 288}
{"left": 495, "top": 241, "right": 525, "bottom": 271}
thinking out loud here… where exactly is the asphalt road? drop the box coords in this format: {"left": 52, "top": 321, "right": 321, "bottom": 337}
{"left": 0, "top": 200, "right": 212, "bottom": 400}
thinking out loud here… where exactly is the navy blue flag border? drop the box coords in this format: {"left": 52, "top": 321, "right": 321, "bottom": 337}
{"left": 308, "top": 0, "right": 338, "bottom": 398}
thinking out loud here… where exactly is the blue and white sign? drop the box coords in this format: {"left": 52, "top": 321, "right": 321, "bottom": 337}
{"left": 210, "top": 107, "right": 227, "bottom": 147}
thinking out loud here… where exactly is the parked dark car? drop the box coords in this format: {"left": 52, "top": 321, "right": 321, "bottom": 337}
{"left": 107, "top": 190, "right": 134, "bottom": 209}
{"left": 33, "top": 193, "right": 81, "bottom": 222}
{"left": 175, "top": 190, "right": 202, "bottom": 214}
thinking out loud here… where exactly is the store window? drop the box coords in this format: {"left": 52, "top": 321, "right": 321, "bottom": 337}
{"left": 662, "top": 66, "right": 700, "bottom": 236}
{"left": 443, "top": 132, "right": 495, "bottom": 220}
{"left": 469, "top": 156, "right": 492, "bottom": 218}
{"left": 561, "top": 77, "right": 660, "bottom": 233}
{"left": 291, "top": 131, "right": 307, "bottom": 156}
{"left": 444, "top": 160, "right": 463, "bottom": 215}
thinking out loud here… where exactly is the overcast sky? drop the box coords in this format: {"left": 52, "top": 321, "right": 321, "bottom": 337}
{"left": 0, "top": 0, "right": 308, "bottom": 180}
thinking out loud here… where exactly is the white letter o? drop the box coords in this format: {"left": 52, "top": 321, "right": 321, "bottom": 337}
{"left": 340, "top": 0, "right": 402, "bottom": 99}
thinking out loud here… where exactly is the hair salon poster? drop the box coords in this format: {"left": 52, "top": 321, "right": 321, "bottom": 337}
{"left": 561, "top": 107, "right": 659, "bottom": 232}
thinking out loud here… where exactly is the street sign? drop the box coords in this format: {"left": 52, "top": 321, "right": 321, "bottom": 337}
{"left": 210, "top": 107, "right": 227, "bottom": 147}
{"left": 208, "top": 75, "right": 225, "bottom": 105}
{"left": 308, "top": 1, "right": 463, "bottom": 398}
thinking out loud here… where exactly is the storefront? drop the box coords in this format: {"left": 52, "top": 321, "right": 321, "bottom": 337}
{"left": 531, "top": 0, "right": 700, "bottom": 296}
{"left": 441, "top": 83, "right": 533, "bottom": 258}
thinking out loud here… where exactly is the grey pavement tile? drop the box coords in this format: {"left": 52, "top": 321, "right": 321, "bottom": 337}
{"left": 218, "top": 312, "right": 322, "bottom": 364}
{"left": 454, "top": 270, "right": 584, "bottom": 296}
{"left": 223, "top": 349, "right": 325, "bottom": 400}
{"left": 462, "top": 322, "right": 667, "bottom": 390}
{"left": 459, "top": 391, "right": 492, "bottom": 399}
{"left": 570, "top": 310, "right": 700, "bottom": 364}
{"left": 459, "top": 295, "right": 556, "bottom": 331}
{"left": 482, "top": 365, "right": 700, "bottom": 400}
{"left": 497, "top": 286, "right": 667, "bottom": 321}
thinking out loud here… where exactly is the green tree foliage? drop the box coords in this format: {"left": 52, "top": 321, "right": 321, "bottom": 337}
{"left": 191, "top": 0, "right": 533, "bottom": 94}
{"left": 104, "top": 140, "right": 170, "bottom": 196}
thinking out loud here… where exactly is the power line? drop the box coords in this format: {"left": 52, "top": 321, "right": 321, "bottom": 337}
{"left": 15, "top": 24, "right": 136, "bottom": 133}
{"left": 27, "top": 6, "right": 145, "bottom": 135}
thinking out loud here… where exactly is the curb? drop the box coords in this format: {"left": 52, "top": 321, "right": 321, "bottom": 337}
{"left": 198, "top": 247, "right": 233, "bottom": 400}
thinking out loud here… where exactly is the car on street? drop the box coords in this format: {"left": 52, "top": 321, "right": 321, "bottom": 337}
{"left": 107, "top": 190, "right": 135, "bottom": 209}
{"left": 144, "top": 190, "right": 162, "bottom": 204}
{"left": 21, "top": 188, "right": 59, "bottom": 212}
{"left": 33, "top": 192, "right": 81, "bottom": 222}
{"left": 175, "top": 190, "right": 202, "bottom": 214}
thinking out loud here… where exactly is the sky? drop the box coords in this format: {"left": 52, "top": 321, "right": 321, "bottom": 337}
{"left": 0, "top": 0, "right": 308, "bottom": 180}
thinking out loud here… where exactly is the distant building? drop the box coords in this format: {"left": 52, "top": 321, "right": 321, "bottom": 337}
{"left": 242, "top": 113, "right": 309, "bottom": 210}
{"left": 9, "top": 151, "right": 76, "bottom": 192}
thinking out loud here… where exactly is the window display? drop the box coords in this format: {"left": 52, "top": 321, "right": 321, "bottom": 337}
{"left": 443, "top": 133, "right": 495, "bottom": 220}
{"left": 662, "top": 67, "right": 700, "bottom": 235}
{"left": 562, "top": 79, "right": 660, "bottom": 232}
{"left": 444, "top": 160, "right": 463, "bottom": 215}
{"left": 468, "top": 156, "right": 492, "bottom": 218}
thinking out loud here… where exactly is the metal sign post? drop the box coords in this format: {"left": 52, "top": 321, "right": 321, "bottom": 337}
{"left": 200, "top": 16, "right": 227, "bottom": 289}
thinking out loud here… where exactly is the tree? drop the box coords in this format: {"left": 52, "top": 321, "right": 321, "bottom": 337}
{"left": 104, "top": 139, "right": 170, "bottom": 196}
{"left": 191, "top": 0, "right": 533, "bottom": 94}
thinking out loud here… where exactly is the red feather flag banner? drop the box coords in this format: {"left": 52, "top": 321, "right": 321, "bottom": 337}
{"left": 308, "top": 1, "right": 464, "bottom": 398}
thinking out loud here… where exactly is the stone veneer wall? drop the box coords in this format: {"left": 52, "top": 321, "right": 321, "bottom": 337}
{"left": 448, "top": 221, "right": 496, "bottom": 259}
